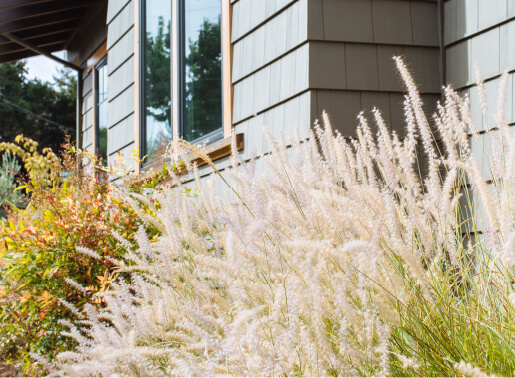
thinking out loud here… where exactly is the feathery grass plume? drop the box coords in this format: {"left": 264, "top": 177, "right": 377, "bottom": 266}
{"left": 49, "top": 59, "right": 515, "bottom": 377}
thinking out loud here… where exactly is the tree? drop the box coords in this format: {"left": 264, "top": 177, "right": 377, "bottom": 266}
{"left": 145, "top": 17, "right": 171, "bottom": 125}
{"left": 144, "top": 17, "right": 172, "bottom": 157}
{"left": 0, "top": 61, "right": 76, "bottom": 155}
{"left": 184, "top": 17, "right": 222, "bottom": 141}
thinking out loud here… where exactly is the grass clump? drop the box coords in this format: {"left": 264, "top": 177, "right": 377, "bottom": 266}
{"left": 23, "top": 59, "right": 515, "bottom": 376}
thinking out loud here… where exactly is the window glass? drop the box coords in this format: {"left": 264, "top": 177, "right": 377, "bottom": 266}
{"left": 96, "top": 59, "right": 108, "bottom": 164}
{"left": 144, "top": 0, "right": 172, "bottom": 158}
{"left": 182, "top": 0, "right": 222, "bottom": 142}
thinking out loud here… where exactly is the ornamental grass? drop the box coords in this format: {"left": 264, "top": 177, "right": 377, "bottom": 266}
{"left": 44, "top": 58, "right": 515, "bottom": 376}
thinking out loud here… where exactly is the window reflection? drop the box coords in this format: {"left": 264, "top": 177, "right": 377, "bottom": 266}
{"left": 182, "top": 0, "right": 222, "bottom": 142}
{"left": 145, "top": 0, "right": 172, "bottom": 158}
{"left": 142, "top": 0, "right": 223, "bottom": 157}
{"left": 96, "top": 59, "right": 108, "bottom": 164}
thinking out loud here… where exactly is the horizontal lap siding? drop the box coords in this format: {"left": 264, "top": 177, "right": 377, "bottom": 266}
{"left": 445, "top": 0, "right": 515, "bottom": 86}
{"left": 107, "top": 0, "right": 132, "bottom": 24}
{"left": 233, "top": 44, "right": 309, "bottom": 123}
{"left": 106, "top": 0, "right": 135, "bottom": 162}
{"left": 231, "top": 0, "right": 309, "bottom": 166}
{"left": 81, "top": 71, "right": 94, "bottom": 150}
{"left": 443, "top": 1, "right": 515, "bottom": 155}
{"left": 307, "top": 0, "right": 441, "bottom": 138}
{"left": 201, "top": 0, "right": 443, "bottom": 184}
{"left": 231, "top": 0, "right": 298, "bottom": 42}
{"left": 444, "top": 0, "right": 515, "bottom": 232}
{"left": 236, "top": 92, "right": 312, "bottom": 160}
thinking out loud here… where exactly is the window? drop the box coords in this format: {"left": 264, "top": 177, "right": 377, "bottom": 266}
{"left": 142, "top": 0, "right": 172, "bottom": 158}
{"left": 95, "top": 56, "right": 108, "bottom": 164}
{"left": 179, "top": 0, "right": 222, "bottom": 143}
{"left": 141, "top": 0, "right": 223, "bottom": 159}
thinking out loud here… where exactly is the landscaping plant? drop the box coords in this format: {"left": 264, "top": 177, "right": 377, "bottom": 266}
{"left": 34, "top": 59, "right": 515, "bottom": 376}
{"left": 0, "top": 143, "right": 143, "bottom": 372}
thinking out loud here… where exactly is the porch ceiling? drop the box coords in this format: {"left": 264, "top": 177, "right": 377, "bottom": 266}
{"left": 0, "top": 0, "right": 101, "bottom": 65}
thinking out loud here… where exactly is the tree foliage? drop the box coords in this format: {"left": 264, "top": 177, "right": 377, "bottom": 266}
{"left": 184, "top": 17, "right": 222, "bottom": 141}
{"left": 145, "top": 17, "right": 171, "bottom": 125}
{"left": 0, "top": 61, "right": 76, "bottom": 155}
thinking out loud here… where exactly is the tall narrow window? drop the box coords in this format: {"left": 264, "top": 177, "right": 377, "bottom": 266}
{"left": 180, "top": 0, "right": 223, "bottom": 143}
{"left": 95, "top": 57, "right": 108, "bottom": 164}
{"left": 142, "top": 0, "right": 223, "bottom": 160}
{"left": 143, "top": 0, "right": 172, "bottom": 158}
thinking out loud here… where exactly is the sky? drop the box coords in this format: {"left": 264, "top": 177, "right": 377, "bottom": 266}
{"left": 24, "top": 51, "right": 66, "bottom": 84}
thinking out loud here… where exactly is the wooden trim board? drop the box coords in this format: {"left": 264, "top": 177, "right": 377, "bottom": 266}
{"left": 171, "top": 0, "right": 179, "bottom": 139}
{"left": 222, "top": 0, "right": 233, "bottom": 138}
{"left": 91, "top": 67, "right": 98, "bottom": 156}
{"left": 134, "top": 0, "right": 141, "bottom": 173}
{"left": 86, "top": 40, "right": 107, "bottom": 71}
{"left": 134, "top": 133, "right": 244, "bottom": 187}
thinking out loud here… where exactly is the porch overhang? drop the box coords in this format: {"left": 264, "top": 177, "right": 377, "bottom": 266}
{"left": 0, "top": 0, "right": 102, "bottom": 69}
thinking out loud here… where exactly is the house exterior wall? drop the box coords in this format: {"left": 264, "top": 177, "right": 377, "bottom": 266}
{"left": 231, "top": 0, "right": 310, "bottom": 163}
{"left": 307, "top": 0, "right": 442, "bottom": 138}
{"left": 177, "top": 0, "right": 311, "bottom": 193}
{"left": 230, "top": 0, "right": 442, "bottom": 163}
{"left": 443, "top": 0, "right": 515, "bottom": 226}
{"left": 74, "top": 0, "right": 513, "bottom": 190}
{"left": 106, "top": 0, "right": 136, "bottom": 170}
{"left": 71, "top": 0, "right": 135, "bottom": 169}
{"left": 444, "top": 0, "right": 515, "bottom": 163}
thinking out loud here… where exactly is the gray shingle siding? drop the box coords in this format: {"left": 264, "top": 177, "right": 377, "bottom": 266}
{"left": 307, "top": 0, "right": 441, "bottom": 137}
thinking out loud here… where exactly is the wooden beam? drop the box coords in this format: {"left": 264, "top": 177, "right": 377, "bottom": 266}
{"left": 0, "top": 8, "right": 85, "bottom": 34}
{"left": 0, "top": 23, "right": 75, "bottom": 45}
{"left": 0, "top": 0, "right": 50, "bottom": 11}
{"left": 0, "top": 48, "right": 41, "bottom": 62}
{"left": 0, "top": 38, "right": 66, "bottom": 57}
{"left": 0, "top": 0, "right": 94, "bottom": 23}
{"left": 0, "top": 42, "right": 66, "bottom": 63}
{"left": 0, "top": 30, "right": 70, "bottom": 48}
{"left": 0, "top": 32, "right": 79, "bottom": 70}
{"left": 63, "top": 0, "right": 106, "bottom": 50}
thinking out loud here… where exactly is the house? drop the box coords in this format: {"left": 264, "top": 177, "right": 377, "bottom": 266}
{"left": 0, "top": 0, "right": 513, "bottom": 190}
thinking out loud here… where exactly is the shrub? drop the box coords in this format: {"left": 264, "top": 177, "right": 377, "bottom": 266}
{"left": 0, "top": 135, "right": 61, "bottom": 189}
{"left": 42, "top": 59, "right": 515, "bottom": 376}
{"left": 0, "top": 145, "right": 143, "bottom": 372}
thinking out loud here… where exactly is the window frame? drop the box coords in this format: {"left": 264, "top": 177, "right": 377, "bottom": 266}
{"left": 139, "top": 0, "right": 233, "bottom": 162}
{"left": 177, "top": 0, "right": 224, "bottom": 146}
{"left": 94, "top": 55, "right": 108, "bottom": 165}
